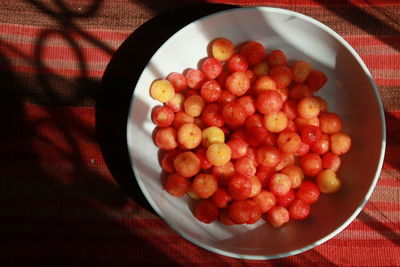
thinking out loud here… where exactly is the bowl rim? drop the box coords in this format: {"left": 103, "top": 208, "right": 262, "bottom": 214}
{"left": 126, "top": 6, "right": 387, "bottom": 260}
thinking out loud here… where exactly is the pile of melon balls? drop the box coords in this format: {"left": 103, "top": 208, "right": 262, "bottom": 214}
{"left": 149, "top": 38, "right": 351, "bottom": 227}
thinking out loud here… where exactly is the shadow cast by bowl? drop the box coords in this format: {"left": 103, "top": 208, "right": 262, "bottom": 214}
{"left": 97, "top": 3, "right": 237, "bottom": 214}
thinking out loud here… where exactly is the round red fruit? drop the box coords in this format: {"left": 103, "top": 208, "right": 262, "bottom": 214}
{"left": 289, "top": 199, "right": 311, "bottom": 220}
{"left": 237, "top": 95, "right": 256, "bottom": 117}
{"left": 151, "top": 106, "right": 174, "bottom": 127}
{"left": 227, "top": 53, "right": 249, "bottom": 72}
{"left": 217, "top": 89, "right": 237, "bottom": 106}
{"left": 165, "top": 173, "right": 191, "bottom": 197}
{"left": 245, "top": 113, "right": 263, "bottom": 128}
{"left": 228, "top": 175, "right": 252, "bottom": 200}
{"left": 310, "top": 133, "right": 330, "bottom": 155}
{"left": 222, "top": 102, "right": 247, "bottom": 129}
{"left": 228, "top": 200, "right": 251, "bottom": 224}
{"left": 266, "top": 50, "right": 287, "bottom": 67}
{"left": 201, "top": 103, "right": 224, "bottom": 127}
{"left": 319, "top": 113, "right": 343, "bottom": 134}
{"left": 276, "top": 189, "right": 296, "bottom": 207}
{"left": 155, "top": 127, "right": 178, "bottom": 151}
{"left": 256, "top": 90, "right": 283, "bottom": 115}
{"left": 167, "top": 72, "right": 187, "bottom": 93}
{"left": 277, "top": 130, "right": 302, "bottom": 154}
{"left": 200, "top": 79, "right": 222, "bottom": 103}
{"left": 306, "top": 70, "right": 328, "bottom": 92}
{"left": 246, "top": 200, "right": 262, "bottom": 224}
{"left": 195, "top": 148, "right": 213, "bottom": 169}
{"left": 300, "top": 153, "right": 323, "bottom": 177}
{"left": 244, "top": 126, "right": 269, "bottom": 147}
{"left": 185, "top": 69, "right": 206, "bottom": 89}
{"left": 296, "top": 181, "right": 320, "bottom": 204}
{"left": 322, "top": 152, "right": 341, "bottom": 172}
{"left": 265, "top": 206, "right": 289, "bottom": 228}
{"left": 301, "top": 125, "right": 322, "bottom": 145}
{"left": 161, "top": 150, "right": 180, "bottom": 173}
{"left": 269, "top": 65, "right": 293, "bottom": 89}
{"left": 256, "top": 145, "right": 281, "bottom": 168}
{"left": 252, "top": 190, "right": 276, "bottom": 213}
{"left": 255, "top": 165, "right": 275, "bottom": 187}
{"left": 269, "top": 173, "right": 292, "bottom": 197}
{"left": 234, "top": 157, "right": 257, "bottom": 178}
{"left": 201, "top": 57, "right": 223, "bottom": 79}
{"left": 195, "top": 199, "right": 219, "bottom": 224}
{"left": 227, "top": 138, "right": 249, "bottom": 160}
{"left": 211, "top": 188, "right": 233, "bottom": 208}
{"left": 225, "top": 71, "right": 251, "bottom": 96}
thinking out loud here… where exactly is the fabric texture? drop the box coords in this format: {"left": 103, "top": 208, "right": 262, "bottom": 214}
{"left": 0, "top": 0, "right": 399, "bottom": 266}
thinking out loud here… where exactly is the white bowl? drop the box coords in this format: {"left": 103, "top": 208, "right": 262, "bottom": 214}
{"left": 126, "top": 7, "right": 386, "bottom": 259}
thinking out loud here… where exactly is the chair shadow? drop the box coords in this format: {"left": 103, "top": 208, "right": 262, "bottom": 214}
{"left": 1, "top": 0, "right": 243, "bottom": 265}
{"left": 96, "top": 3, "right": 237, "bottom": 214}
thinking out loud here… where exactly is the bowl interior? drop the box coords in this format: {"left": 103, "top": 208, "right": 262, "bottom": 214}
{"left": 127, "top": 7, "right": 385, "bottom": 259}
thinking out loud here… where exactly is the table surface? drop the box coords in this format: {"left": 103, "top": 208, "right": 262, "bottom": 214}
{"left": 1, "top": 0, "right": 399, "bottom": 266}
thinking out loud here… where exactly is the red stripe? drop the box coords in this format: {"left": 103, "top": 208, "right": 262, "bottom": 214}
{"left": 3, "top": 65, "right": 105, "bottom": 77}
{"left": 325, "top": 238, "right": 399, "bottom": 248}
{"left": 0, "top": 23, "right": 130, "bottom": 41}
{"left": 206, "top": 0, "right": 400, "bottom": 7}
{"left": 386, "top": 110, "right": 400, "bottom": 118}
{"left": 1, "top": 216, "right": 163, "bottom": 231}
{"left": 345, "top": 35, "right": 400, "bottom": 47}
{"left": 1, "top": 103, "right": 105, "bottom": 165}
{"left": 22, "top": 104, "right": 105, "bottom": 164}
{"left": 315, "top": 246, "right": 400, "bottom": 266}
{"left": 377, "top": 178, "right": 400, "bottom": 187}
{"left": 383, "top": 163, "right": 400, "bottom": 171}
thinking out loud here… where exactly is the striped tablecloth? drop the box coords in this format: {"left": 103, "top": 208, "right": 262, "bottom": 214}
{"left": 1, "top": 0, "right": 399, "bottom": 265}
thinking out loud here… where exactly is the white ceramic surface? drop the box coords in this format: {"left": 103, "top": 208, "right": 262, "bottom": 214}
{"left": 126, "top": 7, "right": 386, "bottom": 259}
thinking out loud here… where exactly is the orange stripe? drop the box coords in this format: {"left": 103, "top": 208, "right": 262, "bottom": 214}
{"left": 2, "top": 40, "right": 112, "bottom": 62}
{"left": 375, "top": 78, "right": 399, "bottom": 87}
{"left": 362, "top": 55, "right": 400, "bottom": 69}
